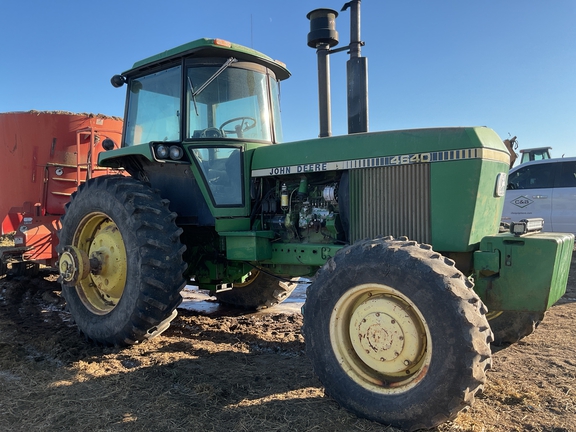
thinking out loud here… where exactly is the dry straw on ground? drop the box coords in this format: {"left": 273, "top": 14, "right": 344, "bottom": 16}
{"left": 1, "top": 233, "right": 575, "bottom": 431}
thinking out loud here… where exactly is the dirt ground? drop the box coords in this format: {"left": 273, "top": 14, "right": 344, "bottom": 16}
{"left": 1, "top": 238, "right": 575, "bottom": 431}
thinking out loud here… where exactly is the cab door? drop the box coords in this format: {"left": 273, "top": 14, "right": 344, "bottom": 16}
{"left": 551, "top": 160, "right": 576, "bottom": 234}
{"left": 502, "top": 162, "right": 556, "bottom": 230}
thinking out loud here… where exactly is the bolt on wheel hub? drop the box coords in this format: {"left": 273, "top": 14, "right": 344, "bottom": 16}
{"left": 349, "top": 294, "right": 425, "bottom": 376}
{"left": 59, "top": 246, "right": 90, "bottom": 284}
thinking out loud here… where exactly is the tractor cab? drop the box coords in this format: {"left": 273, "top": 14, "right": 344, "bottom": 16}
{"left": 121, "top": 50, "right": 288, "bottom": 147}
{"left": 101, "top": 38, "right": 290, "bottom": 220}
{"left": 519, "top": 146, "right": 552, "bottom": 164}
{"left": 114, "top": 38, "right": 290, "bottom": 149}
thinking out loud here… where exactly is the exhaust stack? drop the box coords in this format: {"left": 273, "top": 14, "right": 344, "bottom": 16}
{"left": 307, "top": 1, "right": 368, "bottom": 137}
{"left": 343, "top": 0, "right": 368, "bottom": 134}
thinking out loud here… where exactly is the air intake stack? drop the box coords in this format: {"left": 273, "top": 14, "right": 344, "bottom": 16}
{"left": 307, "top": 8, "right": 339, "bottom": 138}
{"left": 307, "top": 1, "right": 368, "bottom": 137}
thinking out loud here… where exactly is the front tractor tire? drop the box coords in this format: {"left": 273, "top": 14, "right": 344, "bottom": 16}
{"left": 58, "top": 176, "right": 186, "bottom": 346}
{"left": 302, "top": 237, "right": 493, "bottom": 431}
{"left": 216, "top": 271, "right": 297, "bottom": 310}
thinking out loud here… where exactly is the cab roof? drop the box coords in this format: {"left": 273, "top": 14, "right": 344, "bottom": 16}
{"left": 123, "top": 38, "right": 291, "bottom": 81}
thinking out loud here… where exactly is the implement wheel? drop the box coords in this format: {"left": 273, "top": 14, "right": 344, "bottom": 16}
{"left": 302, "top": 237, "right": 493, "bottom": 431}
{"left": 216, "top": 271, "right": 297, "bottom": 310}
{"left": 487, "top": 310, "right": 545, "bottom": 345}
{"left": 58, "top": 176, "right": 186, "bottom": 346}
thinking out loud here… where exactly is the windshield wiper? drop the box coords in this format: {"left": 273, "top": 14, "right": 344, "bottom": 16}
{"left": 189, "top": 57, "right": 237, "bottom": 116}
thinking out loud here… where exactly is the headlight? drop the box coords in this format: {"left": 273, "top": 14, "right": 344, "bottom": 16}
{"left": 169, "top": 146, "right": 184, "bottom": 160}
{"left": 155, "top": 144, "right": 169, "bottom": 159}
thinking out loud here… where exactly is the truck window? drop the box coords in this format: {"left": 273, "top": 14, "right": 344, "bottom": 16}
{"left": 508, "top": 163, "right": 554, "bottom": 190}
{"left": 558, "top": 161, "right": 576, "bottom": 188}
{"left": 124, "top": 66, "right": 182, "bottom": 146}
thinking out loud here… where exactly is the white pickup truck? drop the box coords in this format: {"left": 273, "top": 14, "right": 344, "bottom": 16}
{"left": 502, "top": 157, "right": 576, "bottom": 234}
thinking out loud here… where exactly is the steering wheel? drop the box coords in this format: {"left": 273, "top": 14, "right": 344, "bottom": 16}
{"left": 200, "top": 127, "right": 223, "bottom": 138}
{"left": 219, "top": 117, "right": 256, "bottom": 137}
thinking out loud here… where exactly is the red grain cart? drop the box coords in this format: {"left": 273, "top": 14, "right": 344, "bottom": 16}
{"left": 0, "top": 111, "right": 123, "bottom": 276}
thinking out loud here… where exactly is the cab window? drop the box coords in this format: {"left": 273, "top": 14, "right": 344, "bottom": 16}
{"left": 191, "top": 147, "right": 243, "bottom": 206}
{"left": 124, "top": 66, "right": 182, "bottom": 146}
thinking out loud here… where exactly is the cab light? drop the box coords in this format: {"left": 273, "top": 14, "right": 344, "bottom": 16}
{"left": 155, "top": 144, "right": 169, "bottom": 159}
{"left": 169, "top": 146, "right": 184, "bottom": 160}
{"left": 213, "top": 38, "right": 232, "bottom": 48}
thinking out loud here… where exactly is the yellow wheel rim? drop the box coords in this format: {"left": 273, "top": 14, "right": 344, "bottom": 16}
{"left": 330, "top": 283, "right": 431, "bottom": 394}
{"left": 72, "top": 212, "right": 127, "bottom": 315}
{"left": 234, "top": 270, "right": 259, "bottom": 287}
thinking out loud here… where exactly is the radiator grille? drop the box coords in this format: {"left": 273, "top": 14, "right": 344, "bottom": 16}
{"left": 349, "top": 164, "right": 431, "bottom": 243}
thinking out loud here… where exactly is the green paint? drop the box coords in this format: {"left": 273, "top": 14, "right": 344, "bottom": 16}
{"left": 430, "top": 159, "right": 507, "bottom": 252}
{"left": 215, "top": 218, "right": 250, "bottom": 232}
{"left": 98, "top": 144, "right": 154, "bottom": 167}
{"left": 474, "top": 232, "right": 574, "bottom": 312}
{"left": 125, "top": 38, "right": 290, "bottom": 81}
{"left": 263, "top": 243, "right": 344, "bottom": 267}
{"left": 222, "top": 231, "right": 274, "bottom": 261}
{"left": 251, "top": 126, "right": 507, "bottom": 171}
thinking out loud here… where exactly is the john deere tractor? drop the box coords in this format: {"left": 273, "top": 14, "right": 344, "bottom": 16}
{"left": 57, "top": 3, "right": 573, "bottom": 430}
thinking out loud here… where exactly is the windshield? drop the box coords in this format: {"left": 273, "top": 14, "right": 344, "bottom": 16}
{"left": 187, "top": 62, "right": 280, "bottom": 142}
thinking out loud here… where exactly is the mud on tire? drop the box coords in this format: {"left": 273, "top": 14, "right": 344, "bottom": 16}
{"left": 58, "top": 175, "right": 186, "bottom": 346}
{"left": 302, "top": 237, "right": 493, "bottom": 431}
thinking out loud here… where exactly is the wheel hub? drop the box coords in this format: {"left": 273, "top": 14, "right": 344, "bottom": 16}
{"left": 349, "top": 294, "right": 425, "bottom": 376}
{"left": 87, "top": 223, "right": 126, "bottom": 298}
{"left": 59, "top": 246, "right": 90, "bottom": 284}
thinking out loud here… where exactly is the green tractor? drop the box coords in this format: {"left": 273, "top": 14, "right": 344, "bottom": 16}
{"left": 57, "top": 3, "right": 573, "bottom": 430}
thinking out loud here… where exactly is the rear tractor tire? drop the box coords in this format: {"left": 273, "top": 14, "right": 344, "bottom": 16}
{"left": 302, "top": 237, "right": 493, "bottom": 431}
{"left": 487, "top": 310, "right": 545, "bottom": 346}
{"left": 216, "top": 270, "right": 297, "bottom": 310}
{"left": 58, "top": 175, "right": 187, "bottom": 346}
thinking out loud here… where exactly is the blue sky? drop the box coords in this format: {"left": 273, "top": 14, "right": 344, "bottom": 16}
{"left": 1, "top": 1, "right": 574, "bottom": 160}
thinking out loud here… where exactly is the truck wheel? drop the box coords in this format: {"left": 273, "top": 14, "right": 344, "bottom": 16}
{"left": 216, "top": 270, "right": 297, "bottom": 310}
{"left": 302, "top": 237, "right": 493, "bottom": 431}
{"left": 58, "top": 176, "right": 186, "bottom": 346}
{"left": 487, "top": 310, "right": 545, "bottom": 345}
